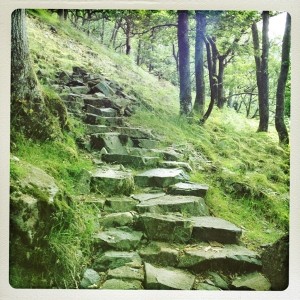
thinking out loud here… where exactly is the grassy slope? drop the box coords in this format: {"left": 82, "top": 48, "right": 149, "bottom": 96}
{"left": 19, "top": 10, "right": 289, "bottom": 253}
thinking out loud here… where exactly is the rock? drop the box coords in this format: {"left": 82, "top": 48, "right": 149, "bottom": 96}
{"left": 135, "top": 168, "right": 189, "bottom": 188}
{"left": 168, "top": 182, "right": 209, "bottom": 197}
{"left": 90, "top": 168, "right": 134, "bottom": 196}
{"left": 75, "top": 194, "right": 106, "bottom": 209}
{"left": 56, "top": 70, "right": 70, "bottom": 83}
{"left": 160, "top": 161, "right": 193, "bottom": 172}
{"left": 131, "top": 192, "right": 166, "bottom": 202}
{"left": 83, "top": 96, "right": 113, "bottom": 108}
{"left": 144, "top": 263, "right": 195, "bottom": 290}
{"left": 107, "top": 265, "right": 144, "bottom": 281}
{"left": 231, "top": 272, "right": 271, "bottom": 291}
{"left": 94, "top": 227, "right": 143, "bottom": 250}
{"left": 85, "top": 104, "right": 117, "bottom": 117}
{"left": 100, "top": 212, "right": 135, "bottom": 228}
{"left": 136, "top": 195, "right": 209, "bottom": 216}
{"left": 206, "top": 271, "right": 229, "bottom": 290}
{"left": 86, "top": 124, "right": 111, "bottom": 134}
{"left": 139, "top": 242, "right": 179, "bottom": 267}
{"left": 85, "top": 114, "right": 124, "bottom": 126}
{"left": 189, "top": 216, "right": 242, "bottom": 244}
{"left": 80, "top": 269, "right": 101, "bottom": 288}
{"left": 113, "top": 127, "right": 154, "bottom": 139}
{"left": 132, "top": 138, "right": 158, "bottom": 149}
{"left": 150, "top": 149, "right": 183, "bottom": 161}
{"left": 70, "top": 86, "right": 90, "bottom": 94}
{"left": 89, "top": 81, "right": 115, "bottom": 97}
{"left": 101, "top": 278, "right": 143, "bottom": 289}
{"left": 104, "top": 196, "right": 138, "bottom": 212}
{"left": 67, "top": 79, "right": 85, "bottom": 87}
{"left": 141, "top": 213, "right": 193, "bottom": 243}
{"left": 261, "top": 234, "right": 289, "bottom": 290}
{"left": 73, "top": 66, "right": 88, "bottom": 75}
{"left": 178, "top": 243, "right": 262, "bottom": 273}
{"left": 194, "top": 282, "right": 220, "bottom": 290}
{"left": 93, "top": 251, "right": 142, "bottom": 272}
{"left": 90, "top": 133, "right": 129, "bottom": 154}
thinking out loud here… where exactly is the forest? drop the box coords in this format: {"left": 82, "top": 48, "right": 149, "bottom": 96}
{"left": 9, "top": 9, "right": 290, "bottom": 291}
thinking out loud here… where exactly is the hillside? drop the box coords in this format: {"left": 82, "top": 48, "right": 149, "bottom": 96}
{"left": 9, "top": 10, "right": 289, "bottom": 290}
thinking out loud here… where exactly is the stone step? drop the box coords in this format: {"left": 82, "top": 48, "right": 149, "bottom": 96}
{"left": 149, "top": 149, "right": 183, "bottom": 161}
{"left": 113, "top": 127, "right": 155, "bottom": 139}
{"left": 139, "top": 241, "right": 179, "bottom": 267}
{"left": 102, "top": 153, "right": 160, "bottom": 168}
{"left": 85, "top": 104, "right": 117, "bottom": 117}
{"left": 167, "top": 182, "right": 209, "bottom": 197}
{"left": 93, "top": 251, "right": 142, "bottom": 272}
{"left": 107, "top": 265, "right": 144, "bottom": 281}
{"left": 159, "top": 161, "right": 192, "bottom": 172}
{"left": 131, "top": 138, "right": 158, "bottom": 149}
{"left": 231, "top": 272, "right": 271, "bottom": 291}
{"left": 134, "top": 168, "right": 189, "bottom": 188}
{"left": 131, "top": 192, "right": 166, "bottom": 202}
{"left": 144, "top": 262, "right": 195, "bottom": 290}
{"left": 70, "top": 85, "right": 90, "bottom": 94}
{"left": 104, "top": 196, "right": 138, "bottom": 213}
{"left": 141, "top": 212, "right": 193, "bottom": 243}
{"left": 86, "top": 124, "right": 112, "bottom": 134}
{"left": 189, "top": 216, "right": 242, "bottom": 244}
{"left": 75, "top": 194, "right": 106, "bottom": 210}
{"left": 178, "top": 243, "right": 262, "bottom": 273}
{"left": 100, "top": 278, "right": 143, "bottom": 290}
{"left": 94, "top": 227, "right": 143, "bottom": 251}
{"left": 90, "top": 133, "right": 130, "bottom": 154}
{"left": 90, "top": 168, "right": 134, "bottom": 196}
{"left": 83, "top": 96, "right": 114, "bottom": 108}
{"left": 85, "top": 113, "right": 125, "bottom": 126}
{"left": 136, "top": 195, "right": 209, "bottom": 217}
{"left": 99, "top": 212, "right": 136, "bottom": 228}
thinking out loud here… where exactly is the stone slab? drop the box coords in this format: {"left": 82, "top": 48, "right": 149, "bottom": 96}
{"left": 135, "top": 168, "right": 189, "bottom": 188}
{"left": 107, "top": 265, "right": 144, "bottom": 281}
{"left": 80, "top": 269, "right": 101, "bottom": 289}
{"left": 190, "top": 216, "right": 242, "bottom": 244}
{"left": 100, "top": 279, "right": 143, "bottom": 290}
{"left": 178, "top": 243, "right": 262, "bottom": 273}
{"left": 159, "top": 161, "right": 192, "bottom": 172}
{"left": 85, "top": 104, "right": 117, "bottom": 117}
{"left": 139, "top": 242, "right": 179, "bottom": 267}
{"left": 90, "top": 133, "right": 129, "bottom": 154}
{"left": 131, "top": 192, "right": 166, "bottom": 202}
{"left": 104, "top": 197, "right": 138, "bottom": 212}
{"left": 141, "top": 212, "right": 193, "bottom": 243}
{"left": 99, "top": 212, "right": 135, "bottom": 228}
{"left": 93, "top": 251, "right": 142, "bottom": 272}
{"left": 168, "top": 182, "right": 209, "bottom": 197}
{"left": 136, "top": 195, "right": 209, "bottom": 216}
{"left": 94, "top": 227, "right": 143, "bottom": 251}
{"left": 85, "top": 113, "right": 124, "bottom": 126}
{"left": 231, "top": 272, "right": 271, "bottom": 291}
{"left": 90, "top": 168, "right": 134, "bottom": 196}
{"left": 144, "top": 262, "right": 195, "bottom": 290}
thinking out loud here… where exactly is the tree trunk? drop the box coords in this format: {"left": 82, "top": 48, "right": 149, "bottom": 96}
{"left": 125, "top": 17, "right": 131, "bottom": 55}
{"left": 177, "top": 10, "right": 192, "bottom": 116}
{"left": 194, "top": 11, "right": 206, "bottom": 115}
{"left": 217, "top": 55, "right": 226, "bottom": 108}
{"left": 172, "top": 43, "right": 179, "bottom": 72}
{"left": 200, "top": 37, "right": 214, "bottom": 124}
{"left": 251, "top": 22, "right": 263, "bottom": 117}
{"left": 257, "top": 11, "right": 270, "bottom": 132}
{"left": 275, "top": 13, "right": 291, "bottom": 145}
{"left": 136, "top": 39, "right": 142, "bottom": 65}
{"left": 11, "top": 10, "right": 65, "bottom": 140}
{"left": 208, "top": 36, "right": 219, "bottom": 105}
{"left": 57, "top": 9, "right": 64, "bottom": 21}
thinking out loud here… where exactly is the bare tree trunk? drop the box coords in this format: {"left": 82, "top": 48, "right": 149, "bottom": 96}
{"left": 194, "top": 11, "right": 206, "bottom": 115}
{"left": 172, "top": 43, "right": 179, "bottom": 72}
{"left": 136, "top": 39, "right": 142, "bottom": 65}
{"left": 177, "top": 10, "right": 192, "bottom": 116}
{"left": 275, "top": 13, "right": 291, "bottom": 145}
{"left": 217, "top": 55, "right": 226, "bottom": 108}
{"left": 200, "top": 37, "right": 214, "bottom": 124}
{"left": 257, "top": 11, "right": 270, "bottom": 132}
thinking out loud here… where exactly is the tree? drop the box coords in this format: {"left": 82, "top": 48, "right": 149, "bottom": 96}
{"left": 194, "top": 11, "right": 206, "bottom": 115}
{"left": 11, "top": 9, "right": 66, "bottom": 140}
{"left": 177, "top": 10, "right": 192, "bottom": 115}
{"left": 257, "top": 11, "right": 270, "bottom": 132}
{"left": 275, "top": 13, "right": 291, "bottom": 144}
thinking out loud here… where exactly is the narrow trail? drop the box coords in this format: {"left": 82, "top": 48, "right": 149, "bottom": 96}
{"left": 56, "top": 66, "right": 271, "bottom": 290}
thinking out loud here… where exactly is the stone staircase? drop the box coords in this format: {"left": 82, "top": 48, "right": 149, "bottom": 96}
{"left": 54, "top": 67, "right": 271, "bottom": 291}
